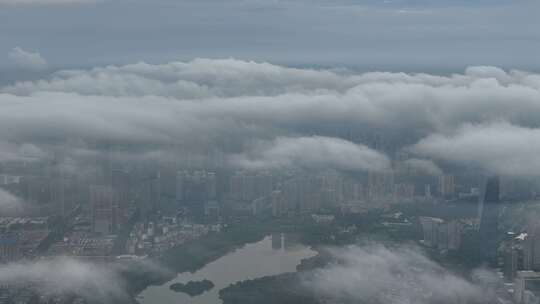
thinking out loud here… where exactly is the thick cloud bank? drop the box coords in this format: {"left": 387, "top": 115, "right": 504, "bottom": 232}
{"left": 304, "top": 244, "right": 498, "bottom": 304}
{"left": 1, "top": 59, "right": 540, "bottom": 174}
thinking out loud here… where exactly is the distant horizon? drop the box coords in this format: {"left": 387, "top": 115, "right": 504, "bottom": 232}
{"left": 1, "top": 0, "right": 539, "bottom": 72}
{"left": 3, "top": 58, "right": 540, "bottom": 87}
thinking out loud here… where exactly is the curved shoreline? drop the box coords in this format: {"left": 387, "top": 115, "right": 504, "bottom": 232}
{"left": 123, "top": 221, "right": 270, "bottom": 302}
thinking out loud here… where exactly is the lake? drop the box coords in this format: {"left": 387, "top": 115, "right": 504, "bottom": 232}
{"left": 138, "top": 233, "right": 317, "bottom": 304}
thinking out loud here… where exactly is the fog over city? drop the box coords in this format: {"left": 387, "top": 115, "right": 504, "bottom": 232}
{"left": 0, "top": 257, "right": 170, "bottom": 303}
{"left": 1, "top": 1, "right": 539, "bottom": 304}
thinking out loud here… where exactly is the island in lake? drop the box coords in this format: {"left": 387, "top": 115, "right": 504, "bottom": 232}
{"left": 169, "top": 279, "right": 215, "bottom": 297}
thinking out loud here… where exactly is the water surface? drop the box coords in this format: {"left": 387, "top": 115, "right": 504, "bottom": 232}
{"left": 138, "top": 234, "right": 316, "bottom": 304}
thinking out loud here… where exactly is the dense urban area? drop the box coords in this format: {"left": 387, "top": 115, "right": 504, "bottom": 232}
{"left": 2, "top": 152, "right": 540, "bottom": 304}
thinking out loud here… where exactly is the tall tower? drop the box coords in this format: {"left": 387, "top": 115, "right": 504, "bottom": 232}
{"left": 90, "top": 185, "right": 116, "bottom": 235}
{"left": 478, "top": 176, "right": 500, "bottom": 264}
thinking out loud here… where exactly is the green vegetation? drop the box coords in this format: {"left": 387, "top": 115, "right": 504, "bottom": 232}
{"left": 121, "top": 220, "right": 270, "bottom": 297}
{"left": 220, "top": 273, "right": 317, "bottom": 304}
{"left": 219, "top": 250, "right": 330, "bottom": 304}
{"left": 169, "top": 279, "right": 214, "bottom": 296}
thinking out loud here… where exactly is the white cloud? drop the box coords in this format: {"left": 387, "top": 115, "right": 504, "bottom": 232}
{"left": 0, "top": 141, "right": 47, "bottom": 162}
{"left": 402, "top": 158, "right": 443, "bottom": 176}
{"left": 0, "top": 188, "right": 25, "bottom": 214}
{"left": 303, "top": 244, "right": 499, "bottom": 304}
{"left": 0, "top": 257, "right": 168, "bottom": 302}
{"left": 410, "top": 122, "right": 540, "bottom": 176}
{"left": 8, "top": 47, "right": 47, "bottom": 70}
{"left": 228, "top": 136, "right": 391, "bottom": 172}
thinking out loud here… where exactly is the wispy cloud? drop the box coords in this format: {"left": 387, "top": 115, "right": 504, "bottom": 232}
{"left": 228, "top": 136, "right": 391, "bottom": 172}
{"left": 8, "top": 47, "right": 47, "bottom": 70}
{"left": 0, "top": 257, "right": 170, "bottom": 303}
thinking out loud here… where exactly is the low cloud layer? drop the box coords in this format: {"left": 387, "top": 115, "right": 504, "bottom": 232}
{"left": 228, "top": 136, "right": 391, "bottom": 172}
{"left": 0, "top": 257, "right": 126, "bottom": 301}
{"left": 8, "top": 47, "right": 47, "bottom": 70}
{"left": 0, "top": 141, "right": 47, "bottom": 162}
{"left": 0, "top": 59, "right": 540, "bottom": 174}
{"left": 410, "top": 122, "right": 540, "bottom": 176}
{"left": 304, "top": 244, "right": 498, "bottom": 304}
{"left": 0, "top": 257, "right": 169, "bottom": 303}
{"left": 402, "top": 158, "right": 443, "bottom": 176}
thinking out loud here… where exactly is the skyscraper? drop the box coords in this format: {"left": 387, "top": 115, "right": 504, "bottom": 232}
{"left": 90, "top": 185, "right": 116, "bottom": 235}
{"left": 438, "top": 174, "right": 455, "bottom": 197}
{"left": 478, "top": 176, "right": 500, "bottom": 264}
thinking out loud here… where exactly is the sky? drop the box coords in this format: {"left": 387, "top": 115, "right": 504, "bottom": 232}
{"left": 0, "top": 0, "right": 539, "bottom": 74}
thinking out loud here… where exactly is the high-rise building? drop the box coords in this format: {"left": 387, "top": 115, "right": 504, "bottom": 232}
{"left": 272, "top": 233, "right": 283, "bottom": 250}
{"left": 514, "top": 271, "right": 540, "bottom": 304}
{"left": 343, "top": 179, "right": 364, "bottom": 202}
{"left": 504, "top": 233, "right": 519, "bottom": 281}
{"left": 174, "top": 170, "right": 218, "bottom": 217}
{"left": 137, "top": 173, "right": 161, "bottom": 219}
{"left": 111, "top": 169, "right": 131, "bottom": 226}
{"left": 0, "top": 234, "right": 20, "bottom": 263}
{"left": 447, "top": 220, "right": 463, "bottom": 250}
{"left": 229, "top": 172, "right": 272, "bottom": 202}
{"left": 438, "top": 174, "right": 455, "bottom": 197}
{"left": 523, "top": 225, "right": 540, "bottom": 272}
{"left": 424, "top": 184, "right": 432, "bottom": 198}
{"left": 159, "top": 165, "right": 177, "bottom": 199}
{"left": 177, "top": 170, "right": 217, "bottom": 203}
{"left": 90, "top": 185, "right": 116, "bottom": 235}
{"left": 50, "top": 177, "right": 67, "bottom": 216}
{"left": 419, "top": 217, "right": 444, "bottom": 248}
{"left": 271, "top": 190, "right": 286, "bottom": 217}
{"left": 204, "top": 200, "right": 220, "bottom": 221}
{"left": 111, "top": 169, "right": 130, "bottom": 201}
{"left": 419, "top": 217, "right": 463, "bottom": 250}
{"left": 368, "top": 171, "right": 394, "bottom": 201}
{"left": 394, "top": 183, "right": 415, "bottom": 200}
{"left": 478, "top": 176, "right": 501, "bottom": 264}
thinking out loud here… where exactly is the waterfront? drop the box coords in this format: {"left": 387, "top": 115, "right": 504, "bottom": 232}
{"left": 138, "top": 234, "right": 317, "bottom": 304}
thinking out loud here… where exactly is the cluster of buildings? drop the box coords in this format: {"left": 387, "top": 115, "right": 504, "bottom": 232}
{"left": 0, "top": 217, "right": 49, "bottom": 263}
{"left": 3, "top": 149, "right": 540, "bottom": 304}
{"left": 125, "top": 217, "right": 220, "bottom": 256}
{"left": 0, "top": 159, "right": 482, "bottom": 268}
{"left": 418, "top": 216, "right": 467, "bottom": 251}
{"left": 503, "top": 226, "right": 540, "bottom": 304}
{"left": 45, "top": 217, "right": 116, "bottom": 260}
{"left": 415, "top": 176, "right": 540, "bottom": 304}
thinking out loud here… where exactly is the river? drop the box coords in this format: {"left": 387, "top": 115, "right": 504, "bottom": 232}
{"left": 137, "top": 233, "right": 317, "bottom": 304}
